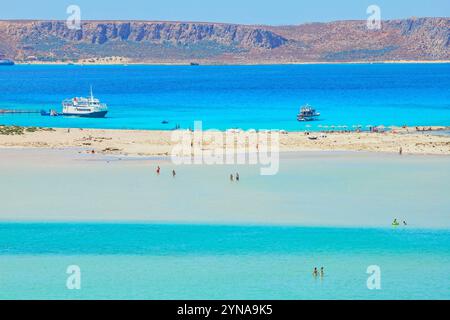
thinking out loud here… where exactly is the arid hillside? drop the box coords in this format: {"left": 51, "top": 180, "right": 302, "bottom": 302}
{"left": 0, "top": 17, "right": 448, "bottom": 63}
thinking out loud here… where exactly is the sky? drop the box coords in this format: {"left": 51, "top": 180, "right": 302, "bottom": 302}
{"left": 1, "top": 0, "right": 449, "bottom": 25}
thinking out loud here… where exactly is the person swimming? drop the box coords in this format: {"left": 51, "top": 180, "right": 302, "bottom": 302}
{"left": 392, "top": 218, "right": 400, "bottom": 226}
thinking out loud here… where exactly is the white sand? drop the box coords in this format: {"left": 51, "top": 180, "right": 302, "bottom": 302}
{"left": 0, "top": 126, "right": 449, "bottom": 156}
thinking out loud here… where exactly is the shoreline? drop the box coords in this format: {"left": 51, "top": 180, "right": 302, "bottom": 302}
{"left": 1, "top": 125, "right": 449, "bottom": 157}
{"left": 1, "top": 220, "right": 449, "bottom": 231}
{"left": 13, "top": 60, "right": 450, "bottom": 66}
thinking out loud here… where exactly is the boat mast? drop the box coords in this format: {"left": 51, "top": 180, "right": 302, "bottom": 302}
{"left": 90, "top": 85, "right": 94, "bottom": 101}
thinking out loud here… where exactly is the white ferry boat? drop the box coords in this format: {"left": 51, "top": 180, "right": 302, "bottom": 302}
{"left": 62, "top": 88, "right": 108, "bottom": 118}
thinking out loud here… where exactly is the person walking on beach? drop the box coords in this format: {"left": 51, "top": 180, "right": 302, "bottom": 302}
{"left": 236, "top": 173, "right": 240, "bottom": 182}
{"left": 172, "top": 169, "right": 176, "bottom": 178}
{"left": 399, "top": 147, "right": 403, "bottom": 155}
{"left": 313, "top": 267, "right": 319, "bottom": 278}
{"left": 156, "top": 166, "right": 160, "bottom": 175}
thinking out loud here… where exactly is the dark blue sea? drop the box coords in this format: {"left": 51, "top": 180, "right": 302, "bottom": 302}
{"left": 0, "top": 63, "right": 449, "bottom": 130}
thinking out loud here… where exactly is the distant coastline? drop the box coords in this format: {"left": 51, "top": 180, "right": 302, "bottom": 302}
{"left": 13, "top": 60, "right": 450, "bottom": 66}
{"left": 2, "top": 17, "right": 448, "bottom": 65}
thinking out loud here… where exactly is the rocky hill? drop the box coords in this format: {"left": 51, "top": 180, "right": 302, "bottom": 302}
{"left": 0, "top": 18, "right": 448, "bottom": 63}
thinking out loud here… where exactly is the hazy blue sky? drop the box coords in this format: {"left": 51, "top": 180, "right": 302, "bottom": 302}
{"left": 1, "top": 0, "right": 449, "bottom": 24}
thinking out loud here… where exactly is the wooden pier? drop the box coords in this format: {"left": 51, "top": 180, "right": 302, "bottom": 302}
{"left": 0, "top": 109, "right": 41, "bottom": 114}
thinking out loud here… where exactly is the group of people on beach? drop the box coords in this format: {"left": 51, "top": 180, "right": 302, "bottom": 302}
{"left": 156, "top": 166, "right": 176, "bottom": 178}
{"left": 230, "top": 173, "right": 240, "bottom": 182}
{"left": 415, "top": 126, "right": 433, "bottom": 132}
{"left": 313, "top": 267, "right": 325, "bottom": 278}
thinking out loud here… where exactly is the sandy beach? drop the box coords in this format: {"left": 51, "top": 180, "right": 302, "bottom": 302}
{"left": 0, "top": 125, "right": 449, "bottom": 156}
{"left": 1, "top": 123, "right": 449, "bottom": 227}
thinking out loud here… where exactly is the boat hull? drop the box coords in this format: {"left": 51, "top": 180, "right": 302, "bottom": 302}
{"left": 297, "top": 116, "right": 320, "bottom": 122}
{"left": 0, "top": 60, "right": 15, "bottom": 66}
{"left": 63, "top": 111, "right": 108, "bottom": 118}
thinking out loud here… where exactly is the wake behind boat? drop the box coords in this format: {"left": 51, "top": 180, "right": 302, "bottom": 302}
{"left": 61, "top": 87, "right": 108, "bottom": 118}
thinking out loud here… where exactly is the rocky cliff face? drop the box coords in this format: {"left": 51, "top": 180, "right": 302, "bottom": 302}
{"left": 34, "top": 21, "right": 288, "bottom": 48}
{"left": 0, "top": 18, "right": 448, "bottom": 63}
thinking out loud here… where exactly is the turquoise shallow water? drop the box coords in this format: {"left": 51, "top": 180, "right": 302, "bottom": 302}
{"left": 0, "top": 64, "right": 449, "bottom": 131}
{"left": 0, "top": 223, "right": 449, "bottom": 299}
{"left": 2, "top": 150, "right": 450, "bottom": 228}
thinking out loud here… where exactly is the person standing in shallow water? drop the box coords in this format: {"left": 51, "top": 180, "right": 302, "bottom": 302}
{"left": 156, "top": 166, "right": 160, "bottom": 175}
{"left": 172, "top": 170, "right": 176, "bottom": 178}
{"left": 320, "top": 267, "right": 324, "bottom": 278}
{"left": 236, "top": 173, "right": 240, "bottom": 182}
{"left": 313, "top": 267, "right": 319, "bottom": 277}
{"left": 230, "top": 174, "right": 234, "bottom": 181}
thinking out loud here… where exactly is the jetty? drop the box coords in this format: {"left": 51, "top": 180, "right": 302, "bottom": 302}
{"left": 0, "top": 109, "right": 41, "bottom": 114}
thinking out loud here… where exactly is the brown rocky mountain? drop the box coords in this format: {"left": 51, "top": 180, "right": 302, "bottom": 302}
{"left": 0, "top": 17, "right": 448, "bottom": 63}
